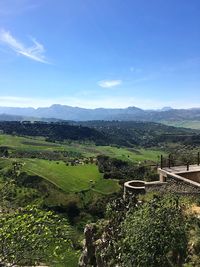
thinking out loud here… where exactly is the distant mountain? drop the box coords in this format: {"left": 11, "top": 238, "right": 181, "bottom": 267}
{"left": 0, "top": 105, "right": 200, "bottom": 125}
{"left": 0, "top": 105, "right": 144, "bottom": 121}
{"left": 0, "top": 114, "right": 27, "bottom": 121}
{"left": 0, "top": 113, "right": 65, "bottom": 123}
{"left": 160, "top": 106, "right": 173, "bottom": 111}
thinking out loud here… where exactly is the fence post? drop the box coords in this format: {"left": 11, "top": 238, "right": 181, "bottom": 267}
{"left": 168, "top": 154, "right": 171, "bottom": 168}
{"left": 187, "top": 161, "right": 189, "bottom": 171}
{"left": 198, "top": 152, "right": 200, "bottom": 166}
{"left": 160, "top": 155, "right": 163, "bottom": 169}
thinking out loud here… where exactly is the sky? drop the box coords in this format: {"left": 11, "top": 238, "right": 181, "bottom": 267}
{"left": 0, "top": 0, "right": 200, "bottom": 109}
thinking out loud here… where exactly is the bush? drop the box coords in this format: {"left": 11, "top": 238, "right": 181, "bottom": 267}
{"left": 121, "top": 195, "right": 189, "bottom": 267}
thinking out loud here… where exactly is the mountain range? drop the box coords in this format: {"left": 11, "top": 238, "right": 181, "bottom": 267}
{"left": 0, "top": 105, "right": 200, "bottom": 126}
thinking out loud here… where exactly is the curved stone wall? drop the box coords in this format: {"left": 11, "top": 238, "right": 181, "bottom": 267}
{"left": 123, "top": 180, "right": 167, "bottom": 199}
{"left": 123, "top": 180, "right": 145, "bottom": 199}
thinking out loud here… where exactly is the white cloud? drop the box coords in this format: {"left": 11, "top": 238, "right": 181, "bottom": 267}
{"left": 97, "top": 79, "right": 122, "bottom": 88}
{"left": 0, "top": 29, "right": 49, "bottom": 63}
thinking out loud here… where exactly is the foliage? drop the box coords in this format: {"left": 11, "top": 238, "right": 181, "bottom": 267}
{"left": 184, "top": 215, "right": 200, "bottom": 267}
{"left": 121, "top": 195, "right": 189, "bottom": 267}
{"left": 83, "top": 195, "right": 191, "bottom": 267}
{"left": 0, "top": 121, "right": 107, "bottom": 144}
{"left": 97, "top": 155, "right": 159, "bottom": 181}
{"left": 0, "top": 205, "right": 77, "bottom": 266}
{"left": 80, "top": 120, "right": 199, "bottom": 147}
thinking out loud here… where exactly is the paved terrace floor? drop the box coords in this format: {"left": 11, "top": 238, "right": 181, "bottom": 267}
{"left": 162, "top": 164, "right": 200, "bottom": 174}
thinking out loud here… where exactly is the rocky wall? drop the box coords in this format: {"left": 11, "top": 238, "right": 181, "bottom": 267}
{"left": 146, "top": 175, "right": 200, "bottom": 194}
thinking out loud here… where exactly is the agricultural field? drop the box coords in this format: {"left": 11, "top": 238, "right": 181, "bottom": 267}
{"left": 162, "top": 120, "right": 200, "bottom": 130}
{"left": 0, "top": 134, "right": 64, "bottom": 151}
{"left": 0, "top": 134, "right": 165, "bottom": 162}
{"left": 95, "top": 146, "right": 164, "bottom": 162}
{"left": 0, "top": 158, "right": 120, "bottom": 195}
{"left": 60, "top": 142, "right": 166, "bottom": 162}
{"left": 22, "top": 159, "right": 120, "bottom": 194}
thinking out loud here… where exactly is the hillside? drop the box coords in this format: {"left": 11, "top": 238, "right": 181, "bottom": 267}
{"left": 78, "top": 120, "right": 200, "bottom": 147}
{"left": 0, "top": 121, "right": 107, "bottom": 144}
{"left": 0, "top": 121, "right": 199, "bottom": 148}
{"left": 0, "top": 158, "right": 120, "bottom": 194}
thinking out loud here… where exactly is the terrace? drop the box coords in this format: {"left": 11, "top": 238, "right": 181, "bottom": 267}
{"left": 158, "top": 153, "right": 200, "bottom": 189}
{"left": 124, "top": 153, "right": 200, "bottom": 199}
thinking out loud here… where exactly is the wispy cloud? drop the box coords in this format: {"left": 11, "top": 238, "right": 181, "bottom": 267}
{"left": 97, "top": 79, "right": 122, "bottom": 88}
{"left": 0, "top": 29, "right": 49, "bottom": 63}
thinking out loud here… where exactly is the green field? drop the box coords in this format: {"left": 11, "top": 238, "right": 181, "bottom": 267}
{"left": 162, "top": 120, "right": 200, "bottom": 130}
{"left": 0, "top": 158, "right": 120, "bottom": 195}
{"left": 0, "top": 134, "right": 165, "bottom": 162}
{"left": 62, "top": 142, "right": 165, "bottom": 162}
{"left": 95, "top": 146, "right": 163, "bottom": 162}
{"left": 0, "top": 134, "right": 64, "bottom": 151}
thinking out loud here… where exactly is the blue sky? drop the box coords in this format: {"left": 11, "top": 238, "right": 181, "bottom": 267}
{"left": 0, "top": 0, "right": 200, "bottom": 109}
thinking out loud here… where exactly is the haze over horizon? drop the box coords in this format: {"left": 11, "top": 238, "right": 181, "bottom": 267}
{"left": 0, "top": 102, "right": 200, "bottom": 112}
{"left": 0, "top": 0, "right": 200, "bottom": 109}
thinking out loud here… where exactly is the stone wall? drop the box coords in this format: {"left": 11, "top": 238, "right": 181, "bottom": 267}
{"left": 180, "top": 171, "right": 200, "bottom": 183}
{"left": 123, "top": 180, "right": 145, "bottom": 199}
{"left": 146, "top": 175, "right": 200, "bottom": 195}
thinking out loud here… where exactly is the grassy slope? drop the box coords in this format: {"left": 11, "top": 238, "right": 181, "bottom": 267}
{"left": 97, "top": 146, "right": 163, "bottom": 162}
{"left": 162, "top": 120, "right": 200, "bottom": 130}
{"left": 63, "top": 143, "right": 165, "bottom": 162}
{"left": 23, "top": 159, "right": 119, "bottom": 194}
{"left": 0, "top": 134, "right": 165, "bottom": 162}
{"left": 0, "top": 134, "right": 64, "bottom": 151}
{"left": 0, "top": 158, "right": 120, "bottom": 195}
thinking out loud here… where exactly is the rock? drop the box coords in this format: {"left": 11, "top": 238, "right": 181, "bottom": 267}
{"left": 79, "top": 224, "right": 97, "bottom": 267}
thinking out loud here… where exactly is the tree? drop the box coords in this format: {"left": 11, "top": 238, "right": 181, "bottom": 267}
{"left": 0, "top": 205, "right": 76, "bottom": 266}
{"left": 121, "top": 196, "right": 189, "bottom": 267}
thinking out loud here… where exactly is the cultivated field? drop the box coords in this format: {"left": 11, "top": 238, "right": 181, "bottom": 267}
{"left": 0, "top": 134, "right": 165, "bottom": 162}
{"left": 162, "top": 120, "right": 200, "bottom": 130}
{"left": 0, "top": 158, "right": 120, "bottom": 194}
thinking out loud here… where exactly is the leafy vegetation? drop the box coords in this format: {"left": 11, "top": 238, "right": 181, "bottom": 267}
{"left": 0, "top": 206, "right": 77, "bottom": 266}
{"left": 0, "top": 121, "right": 107, "bottom": 144}
{"left": 81, "top": 194, "right": 200, "bottom": 267}
{"left": 121, "top": 196, "right": 188, "bottom": 267}
{"left": 79, "top": 120, "right": 200, "bottom": 147}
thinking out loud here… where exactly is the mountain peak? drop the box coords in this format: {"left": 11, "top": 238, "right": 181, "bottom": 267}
{"left": 127, "top": 106, "right": 143, "bottom": 111}
{"left": 160, "top": 107, "right": 173, "bottom": 111}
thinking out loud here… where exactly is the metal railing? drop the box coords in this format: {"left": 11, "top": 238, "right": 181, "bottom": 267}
{"left": 160, "top": 152, "right": 200, "bottom": 170}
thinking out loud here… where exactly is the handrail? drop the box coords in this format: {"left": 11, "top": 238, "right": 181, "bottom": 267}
{"left": 160, "top": 152, "right": 200, "bottom": 170}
